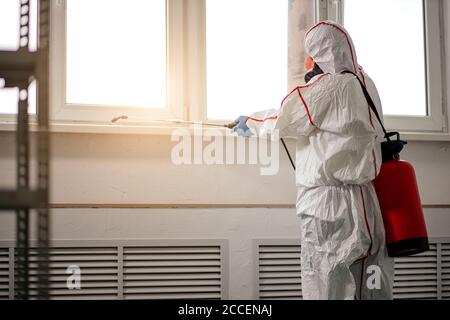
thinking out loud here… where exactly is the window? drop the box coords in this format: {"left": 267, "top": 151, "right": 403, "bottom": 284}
{"left": 206, "top": 0, "right": 288, "bottom": 120}
{"left": 0, "top": 0, "right": 38, "bottom": 116}
{"left": 51, "top": 0, "right": 182, "bottom": 123}
{"left": 322, "top": 0, "right": 444, "bottom": 132}
{"left": 0, "top": 82, "right": 37, "bottom": 116}
{"left": 65, "top": 0, "right": 166, "bottom": 109}
{"left": 49, "top": 0, "right": 315, "bottom": 126}
{"left": 10, "top": 0, "right": 440, "bottom": 133}
{"left": 344, "top": 0, "right": 426, "bottom": 117}
{"left": 0, "top": 0, "right": 21, "bottom": 52}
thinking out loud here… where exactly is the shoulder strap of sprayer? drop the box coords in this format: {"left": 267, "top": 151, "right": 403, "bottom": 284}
{"left": 281, "top": 71, "right": 391, "bottom": 172}
{"left": 341, "top": 70, "right": 390, "bottom": 142}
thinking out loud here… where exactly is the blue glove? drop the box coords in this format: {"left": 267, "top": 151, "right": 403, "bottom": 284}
{"left": 230, "top": 116, "right": 254, "bottom": 137}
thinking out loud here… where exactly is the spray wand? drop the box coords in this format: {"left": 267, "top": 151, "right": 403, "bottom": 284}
{"left": 111, "top": 115, "right": 236, "bottom": 129}
{"left": 112, "top": 115, "right": 296, "bottom": 170}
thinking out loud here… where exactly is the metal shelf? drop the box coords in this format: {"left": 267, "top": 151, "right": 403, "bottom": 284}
{"left": 0, "top": 0, "right": 51, "bottom": 300}
{"left": 0, "top": 190, "right": 41, "bottom": 210}
{"left": 0, "top": 50, "right": 36, "bottom": 87}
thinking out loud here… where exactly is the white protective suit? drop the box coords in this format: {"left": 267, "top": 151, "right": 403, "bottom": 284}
{"left": 246, "top": 21, "right": 394, "bottom": 300}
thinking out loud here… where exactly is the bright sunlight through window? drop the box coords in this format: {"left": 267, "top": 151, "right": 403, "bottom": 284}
{"left": 0, "top": 0, "right": 37, "bottom": 115}
{"left": 206, "top": 0, "right": 288, "bottom": 120}
{"left": 66, "top": 0, "right": 167, "bottom": 109}
{"left": 0, "top": 82, "right": 37, "bottom": 115}
{"left": 344, "top": 0, "right": 427, "bottom": 116}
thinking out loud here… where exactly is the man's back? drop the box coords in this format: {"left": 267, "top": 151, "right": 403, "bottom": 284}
{"left": 295, "top": 72, "right": 383, "bottom": 188}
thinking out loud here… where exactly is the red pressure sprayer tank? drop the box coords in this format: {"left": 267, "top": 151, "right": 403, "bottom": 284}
{"left": 373, "top": 133, "right": 429, "bottom": 257}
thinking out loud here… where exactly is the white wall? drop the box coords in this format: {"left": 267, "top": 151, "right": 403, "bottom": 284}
{"left": 0, "top": 133, "right": 449, "bottom": 205}
{"left": 1, "top": 132, "right": 449, "bottom": 299}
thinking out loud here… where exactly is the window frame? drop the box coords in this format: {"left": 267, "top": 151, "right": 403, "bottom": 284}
{"left": 48, "top": 0, "right": 306, "bottom": 127}
{"left": 323, "top": 0, "right": 445, "bottom": 132}
{"left": 49, "top": 0, "right": 185, "bottom": 124}
{"left": 1, "top": 0, "right": 446, "bottom": 136}
{"left": 185, "top": 0, "right": 207, "bottom": 124}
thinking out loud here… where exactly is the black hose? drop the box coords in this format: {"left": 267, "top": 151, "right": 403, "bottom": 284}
{"left": 281, "top": 138, "right": 295, "bottom": 170}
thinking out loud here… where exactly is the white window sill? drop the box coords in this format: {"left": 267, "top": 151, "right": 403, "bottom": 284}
{"left": 1, "top": 120, "right": 450, "bottom": 141}
{"left": 400, "top": 132, "right": 450, "bottom": 142}
{"left": 0, "top": 120, "right": 229, "bottom": 136}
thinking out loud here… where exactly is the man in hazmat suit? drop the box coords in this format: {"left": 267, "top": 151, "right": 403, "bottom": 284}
{"left": 231, "top": 21, "right": 394, "bottom": 300}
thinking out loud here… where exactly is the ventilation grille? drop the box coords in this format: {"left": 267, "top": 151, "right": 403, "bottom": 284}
{"left": 393, "top": 244, "right": 438, "bottom": 300}
{"left": 0, "top": 248, "right": 9, "bottom": 300}
{"left": 20, "top": 247, "right": 118, "bottom": 300}
{"left": 255, "top": 239, "right": 450, "bottom": 300}
{"left": 257, "top": 243, "right": 302, "bottom": 300}
{"left": 0, "top": 240, "right": 227, "bottom": 300}
{"left": 442, "top": 243, "right": 450, "bottom": 300}
{"left": 123, "top": 246, "right": 222, "bottom": 300}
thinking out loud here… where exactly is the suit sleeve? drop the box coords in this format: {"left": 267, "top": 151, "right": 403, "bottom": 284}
{"left": 245, "top": 87, "right": 316, "bottom": 138}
